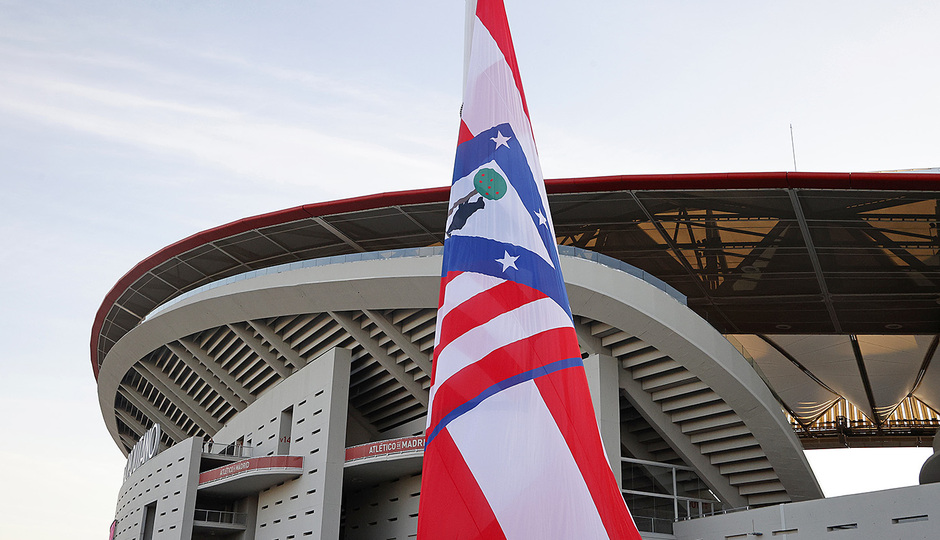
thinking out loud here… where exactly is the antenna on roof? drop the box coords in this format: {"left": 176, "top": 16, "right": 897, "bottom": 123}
{"left": 790, "top": 123, "right": 798, "bottom": 171}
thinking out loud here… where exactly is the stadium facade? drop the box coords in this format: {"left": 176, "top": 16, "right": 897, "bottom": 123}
{"left": 94, "top": 172, "right": 940, "bottom": 539}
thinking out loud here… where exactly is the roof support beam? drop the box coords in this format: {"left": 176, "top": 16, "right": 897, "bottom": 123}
{"left": 114, "top": 302, "right": 145, "bottom": 320}
{"left": 169, "top": 341, "right": 247, "bottom": 411}
{"left": 313, "top": 216, "right": 366, "bottom": 252}
{"left": 118, "top": 433, "right": 137, "bottom": 453}
{"left": 620, "top": 427, "right": 659, "bottom": 463}
{"left": 329, "top": 311, "right": 429, "bottom": 408}
{"left": 849, "top": 335, "right": 881, "bottom": 427}
{"left": 394, "top": 205, "right": 443, "bottom": 245}
{"left": 117, "top": 386, "right": 190, "bottom": 444}
{"left": 347, "top": 404, "right": 383, "bottom": 440}
{"left": 114, "top": 408, "right": 148, "bottom": 441}
{"left": 628, "top": 191, "right": 737, "bottom": 332}
{"left": 910, "top": 335, "right": 940, "bottom": 396}
{"left": 246, "top": 320, "right": 310, "bottom": 370}
{"left": 205, "top": 242, "right": 253, "bottom": 273}
{"left": 575, "top": 320, "right": 747, "bottom": 507}
{"left": 362, "top": 309, "right": 432, "bottom": 376}
{"left": 173, "top": 338, "right": 254, "bottom": 407}
{"left": 788, "top": 189, "right": 842, "bottom": 332}
{"left": 228, "top": 322, "right": 293, "bottom": 379}
{"left": 134, "top": 362, "right": 222, "bottom": 434}
{"left": 854, "top": 225, "right": 937, "bottom": 274}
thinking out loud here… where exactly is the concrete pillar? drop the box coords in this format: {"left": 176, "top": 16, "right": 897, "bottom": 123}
{"left": 180, "top": 437, "right": 203, "bottom": 540}
{"left": 319, "top": 347, "right": 351, "bottom": 540}
{"left": 583, "top": 353, "right": 623, "bottom": 487}
{"left": 918, "top": 431, "right": 940, "bottom": 484}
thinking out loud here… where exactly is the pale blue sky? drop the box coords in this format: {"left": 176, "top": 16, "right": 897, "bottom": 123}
{"left": 1, "top": 1, "right": 938, "bottom": 538}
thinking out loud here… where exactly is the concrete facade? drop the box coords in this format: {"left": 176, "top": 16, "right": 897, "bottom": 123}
{"left": 114, "top": 348, "right": 351, "bottom": 540}
{"left": 673, "top": 483, "right": 940, "bottom": 540}
{"left": 343, "top": 473, "right": 423, "bottom": 539}
{"left": 114, "top": 437, "right": 202, "bottom": 540}
{"left": 211, "top": 347, "right": 351, "bottom": 540}
{"left": 105, "top": 250, "right": 822, "bottom": 539}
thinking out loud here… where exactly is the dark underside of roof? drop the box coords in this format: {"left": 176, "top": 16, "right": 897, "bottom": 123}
{"left": 552, "top": 188, "right": 938, "bottom": 335}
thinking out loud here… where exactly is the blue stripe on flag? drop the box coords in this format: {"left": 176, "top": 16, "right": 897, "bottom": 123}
{"left": 425, "top": 356, "right": 584, "bottom": 448}
{"left": 452, "top": 123, "right": 561, "bottom": 271}
{"left": 442, "top": 235, "right": 573, "bottom": 320}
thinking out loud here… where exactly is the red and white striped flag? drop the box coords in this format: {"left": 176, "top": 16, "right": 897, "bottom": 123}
{"left": 417, "top": 1, "right": 641, "bottom": 538}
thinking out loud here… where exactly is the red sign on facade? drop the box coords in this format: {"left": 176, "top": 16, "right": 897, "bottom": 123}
{"left": 345, "top": 436, "right": 425, "bottom": 462}
{"left": 198, "top": 455, "right": 304, "bottom": 485}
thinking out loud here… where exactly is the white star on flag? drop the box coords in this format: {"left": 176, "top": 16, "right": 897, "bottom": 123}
{"left": 491, "top": 130, "right": 511, "bottom": 149}
{"left": 535, "top": 209, "right": 547, "bottom": 226}
{"left": 496, "top": 250, "right": 519, "bottom": 271}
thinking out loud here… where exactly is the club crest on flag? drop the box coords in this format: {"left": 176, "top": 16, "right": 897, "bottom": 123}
{"left": 443, "top": 123, "right": 564, "bottom": 304}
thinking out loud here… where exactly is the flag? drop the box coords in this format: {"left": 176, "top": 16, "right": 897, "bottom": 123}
{"left": 417, "top": 1, "right": 641, "bottom": 538}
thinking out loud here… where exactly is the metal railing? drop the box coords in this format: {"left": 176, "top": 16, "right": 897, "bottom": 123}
{"left": 193, "top": 509, "right": 247, "bottom": 526}
{"left": 793, "top": 416, "right": 940, "bottom": 438}
{"left": 621, "top": 457, "right": 729, "bottom": 534}
{"left": 203, "top": 442, "right": 255, "bottom": 458}
{"left": 724, "top": 334, "right": 775, "bottom": 391}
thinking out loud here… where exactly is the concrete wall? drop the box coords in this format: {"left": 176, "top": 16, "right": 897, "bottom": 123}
{"left": 673, "top": 482, "right": 940, "bottom": 540}
{"left": 344, "top": 473, "right": 423, "bottom": 540}
{"left": 213, "top": 347, "right": 350, "bottom": 540}
{"left": 114, "top": 436, "right": 202, "bottom": 540}
{"left": 584, "top": 352, "right": 623, "bottom": 487}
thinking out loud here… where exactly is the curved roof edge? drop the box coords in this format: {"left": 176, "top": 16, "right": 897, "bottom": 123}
{"left": 91, "top": 171, "right": 940, "bottom": 378}
{"left": 99, "top": 251, "right": 820, "bottom": 503}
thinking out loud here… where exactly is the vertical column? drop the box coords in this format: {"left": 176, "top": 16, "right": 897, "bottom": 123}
{"left": 180, "top": 436, "right": 203, "bottom": 540}
{"left": 583, "top": 353, "right": 623, "bottom": 487}
{"left": 318, "top": 347, "right": 351, "bottom": 540}
{"left": 918, "top": 428, "right": 940, "bottom": 484}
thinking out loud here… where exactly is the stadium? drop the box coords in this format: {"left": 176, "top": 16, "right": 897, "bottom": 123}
{"left": 94, "top": 171, "right": 940, "bottom": 539}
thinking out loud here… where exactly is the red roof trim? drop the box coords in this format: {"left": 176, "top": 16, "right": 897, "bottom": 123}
{"left": 544, "top": 171, "right": 940, "bottom": 192}
{"left": 91, "top": 172, "right": 940, "bottom": 378}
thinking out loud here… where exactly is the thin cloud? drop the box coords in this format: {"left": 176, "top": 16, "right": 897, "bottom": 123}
{"left": 0, "top": 70, "right": 452, "bottom": 193}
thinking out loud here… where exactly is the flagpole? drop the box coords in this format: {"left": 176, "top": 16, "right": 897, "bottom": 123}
{"left": 790, "top": 123, "right": 798, "bottom": 172}
{"left": 462, "top": 0, "right": 478, "bottom": 100}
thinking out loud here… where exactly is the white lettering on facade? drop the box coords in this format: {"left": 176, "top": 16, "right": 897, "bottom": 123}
{"left": 123, "top": 424, "right": 162, "bottom": 482}
{"left": 219, "top": 461, "right": 252, "bottom": 477}
{"left": 356, "top": 437, "right": 425, "bottom": 460}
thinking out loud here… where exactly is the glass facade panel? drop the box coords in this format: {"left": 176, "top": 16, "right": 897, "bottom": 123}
{"left": 620, "top": 458, "right": 723, "bottom": 535}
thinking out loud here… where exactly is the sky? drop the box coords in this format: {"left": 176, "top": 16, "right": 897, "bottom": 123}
{"left": 1, "top": 1, "right": 939, "bottom": 538}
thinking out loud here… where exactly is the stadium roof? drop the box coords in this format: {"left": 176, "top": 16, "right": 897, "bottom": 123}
{"left": 93, "top": 171, "right": 940, "bottom": 448}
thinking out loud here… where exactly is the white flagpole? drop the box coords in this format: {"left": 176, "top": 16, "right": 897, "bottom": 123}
{"left": 462, "top": 0, "right": 479, "bottom": 102}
